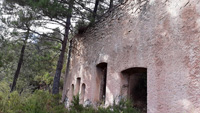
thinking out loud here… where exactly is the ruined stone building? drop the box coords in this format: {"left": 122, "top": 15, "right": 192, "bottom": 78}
{"left": 62, "top": 0, "right": 200, "bottom": 113}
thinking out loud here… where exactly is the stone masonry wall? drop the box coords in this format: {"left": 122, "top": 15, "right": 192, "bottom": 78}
{"left": 63, "top": 0, "right": 200, "bottom": 113}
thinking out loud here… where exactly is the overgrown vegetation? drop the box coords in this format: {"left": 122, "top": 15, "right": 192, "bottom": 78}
{"left": 0, "top": 81, "right": 67, "bottom": 113}
{"left": 0, "top": 81, "right": 141, "bottom": 113}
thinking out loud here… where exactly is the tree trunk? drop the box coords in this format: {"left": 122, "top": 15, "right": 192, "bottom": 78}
{"left": 10, "top": 29, "right": 29, "bottom": 92}
{"left": 92, "top": 0, "right": 100, "bottom": 21}
{"left": 62, "top": 40, "right": 72, "bottom": 102}
{"left": 52, "top": 0, "right": 74, "bottom": 95}
{"left": 109, "top": 0, "right": 113, "bottom": 9}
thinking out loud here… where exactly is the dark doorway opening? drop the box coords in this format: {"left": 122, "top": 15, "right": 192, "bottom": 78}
{"left": 97, "top": 63, "right": 107, "bottom": 103}
{"left": 81, "top": 83, "right": 86, "bottom": 103}
{"left": 121, "top": 67, "right": 147, "bottom": 112}
{"left": 76, "top": 78, "right": 81, "bottom": 94}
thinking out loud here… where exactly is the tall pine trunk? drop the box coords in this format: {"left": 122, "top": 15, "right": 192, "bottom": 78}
{"left": 10, "top": 29, "right": 29, "bottom": 92}
{"left": 109, "top": 0, "right": 113, "bottom": 9}
{"left": 52, "top": 0, "right": 74, "bottom": 94}
{"left": 62, "top": 40, "right": 72, "bottom": 102}
{"left": 92, "top": 0, "right": 99, "bottom": 21}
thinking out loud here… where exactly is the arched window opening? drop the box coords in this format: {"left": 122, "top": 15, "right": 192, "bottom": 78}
{"left": 121, "top": 67, "right": 147, "bottom": 112}
{"left": 76, "top": 77, "right": 81, "bottom": 94}
{"left": 72, "top": 84, "right": 74, "bottom": 96}
{"left": 81, "top": 83, "right": 86, "bottom": 103}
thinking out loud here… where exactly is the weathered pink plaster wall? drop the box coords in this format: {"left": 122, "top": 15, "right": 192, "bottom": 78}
{"left": 63, "top": 0, "right": 200, "bottom": 112}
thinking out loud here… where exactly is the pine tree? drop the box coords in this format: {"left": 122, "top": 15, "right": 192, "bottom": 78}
{"left": 3, "top": 0, "right": 121, "bottom": 95}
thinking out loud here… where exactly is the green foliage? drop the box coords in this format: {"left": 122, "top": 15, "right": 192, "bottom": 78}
{"left": 0, "top": 81, "right": 22, "bottom": 113}
{"left": 0, "top": 82, "right": 140, "bottom": 113}
{"left": 75, "top": 19, "right": 90, "bottom": 34}
{"left": 34, "top": 72, "right": 53, "bottom": 85}
{"left": 27, "top": 0, "right": 69, "bottom": 19}
{"left": 70, "top": 95, "right": 84, "bottom": 112}
{"left": 69, "top": 95, "right": 95, "bottom": 113}
{"left": 0, "top": 29, "right": 60, "bottom": 91}
{"left": 111, "top": 98, "right": 141, "bottom": 113}
{"left": 96, "top": 98, "right": 141, "bottom": 113}
{"left": 0, "top": 54, "right": 3, "bottom": 68}
{"left": 21, "top": 90, "right": 67, "bottom": 113}
{"left": 0, "top": 82, "right": 67, "bottom": 113}
{"left": 68, "top": 95, "right": 141, "bottom": 113}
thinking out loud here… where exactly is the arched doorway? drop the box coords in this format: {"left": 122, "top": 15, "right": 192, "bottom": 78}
{"left": 121, "top": 67, "right": 147, "bottom": 112}
{"left": 96, "top": 62, "right": 107, "bottom": 103}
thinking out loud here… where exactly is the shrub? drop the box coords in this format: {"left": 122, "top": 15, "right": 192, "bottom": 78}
{"left": 0, "top": 81, "right": 140, "bottom": 113}
{"left": 97, "top": 98, "right": 141, "bottom": 113}
{"left": 0, "top": 81, "right": 67, "bottom": 113}
{"left": 69, "top": 95, "right": 141, "bottom": 113}
{"left": 70, "top": 95, "right": 84, "bottom": 113}
{"left": 21, "top": 90, "right": 68, "bottom": 113}
{"left": 22, "top": 90, "right": 50, "bottom": 113}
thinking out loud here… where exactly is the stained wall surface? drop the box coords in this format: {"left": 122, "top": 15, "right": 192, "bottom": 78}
{"left": 63, "top": 0, "right": 200, "bottom": 112}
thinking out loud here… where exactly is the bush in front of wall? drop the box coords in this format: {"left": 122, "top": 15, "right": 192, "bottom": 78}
{"left": 0, "top": 81, "right": 68, "bottom": 113}
{"left": 0, "top": 80, "right": 140, "bottom": 113}
{"left": 69, "top": 95, "right": 141, "bottom": 113}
